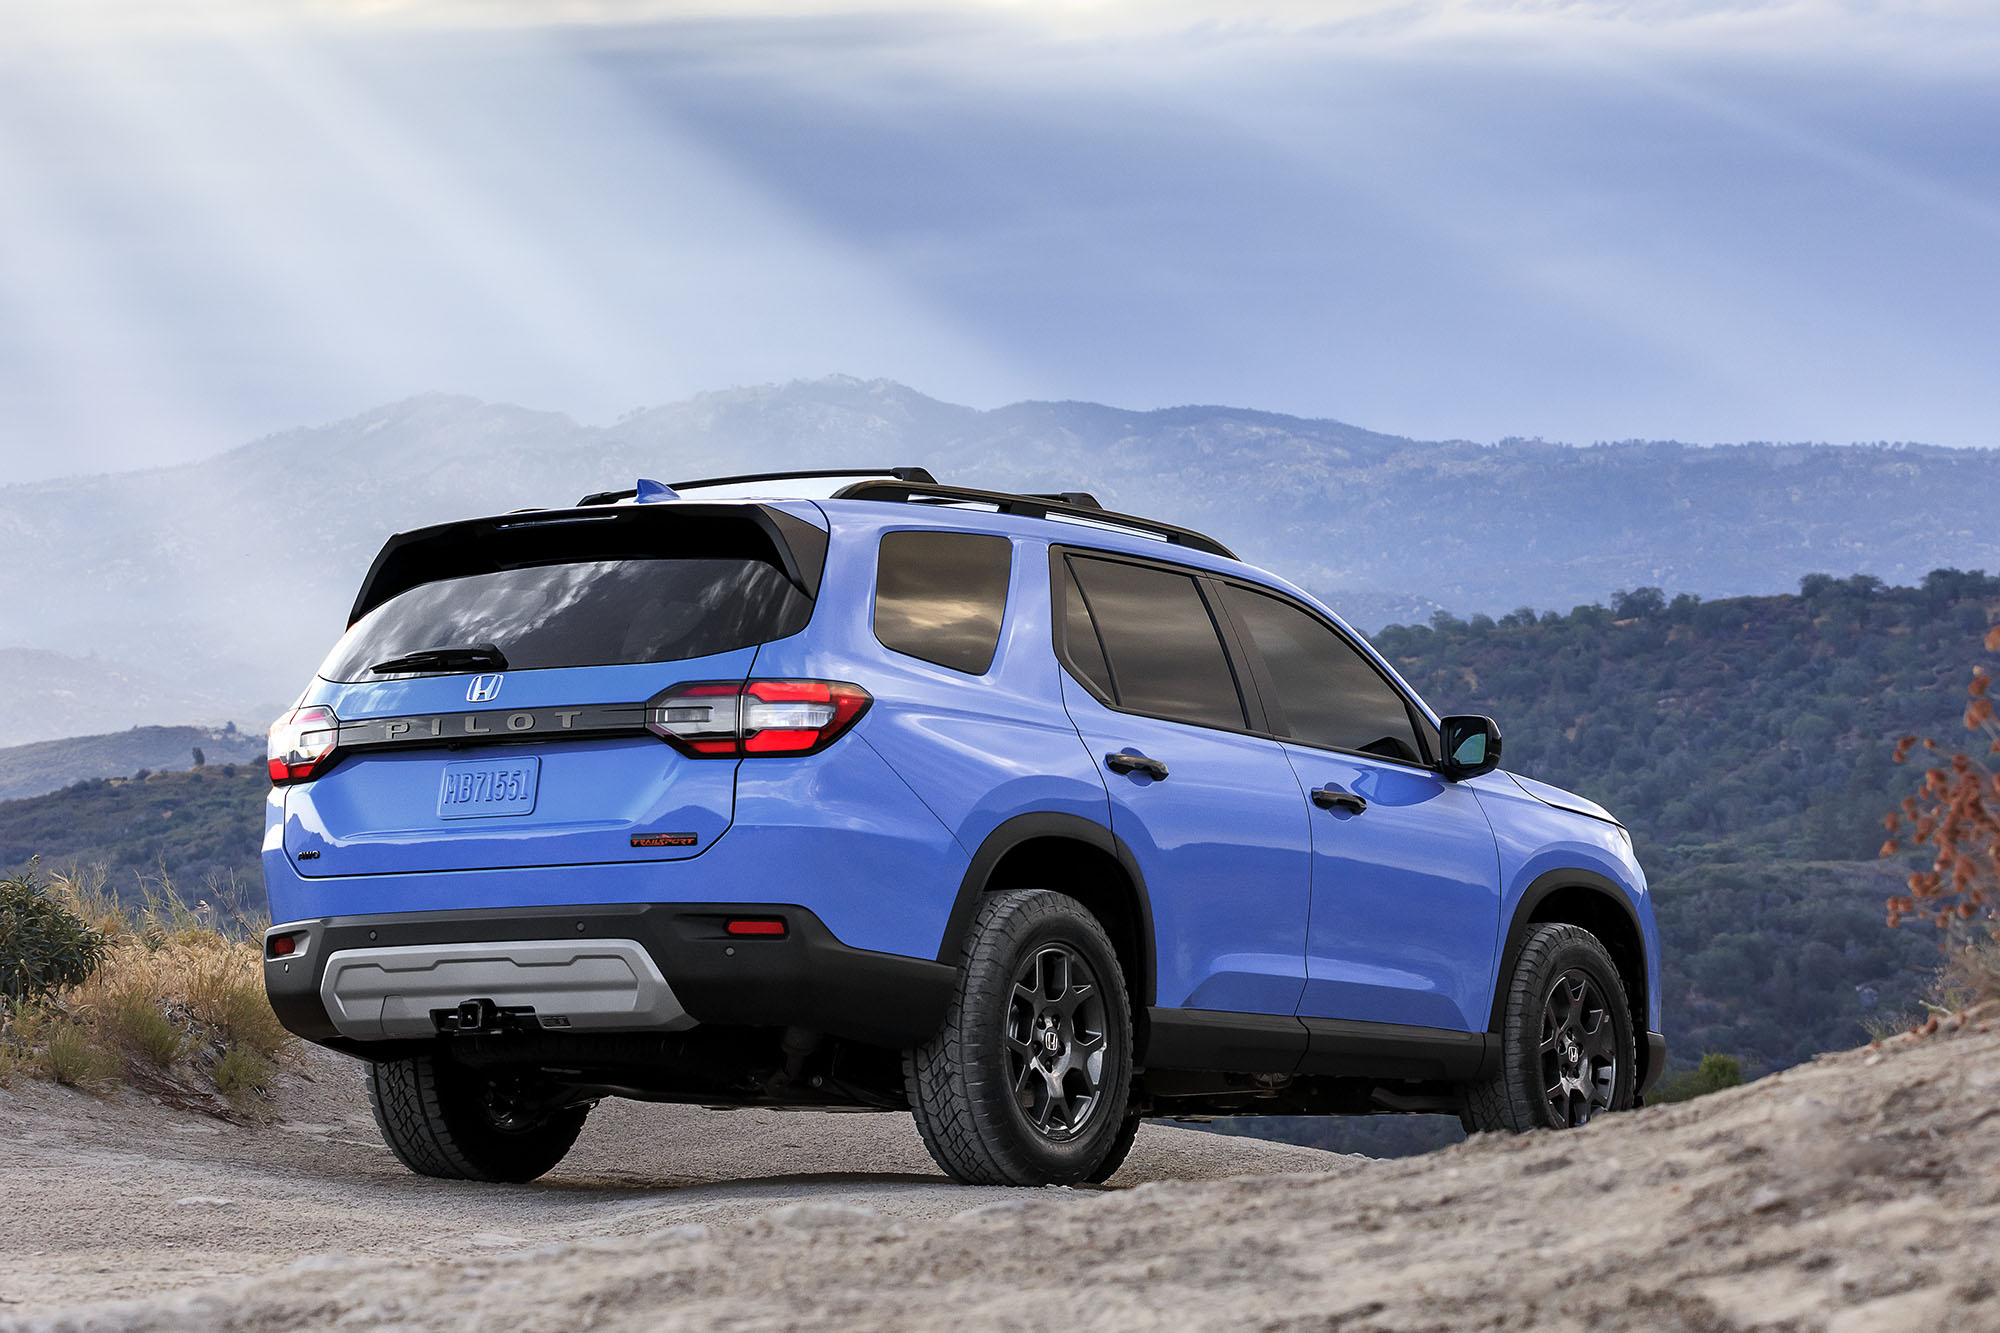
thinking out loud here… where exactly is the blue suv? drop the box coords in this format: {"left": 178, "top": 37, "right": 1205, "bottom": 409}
{"left": 263, "top": 469, "right": 1665, "bottom": 1186}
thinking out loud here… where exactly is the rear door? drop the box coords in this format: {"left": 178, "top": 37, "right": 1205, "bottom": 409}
{"left": 1216, "top": 581, "right": 1503, "bottom": 1032}
{"left": 282, "top": 505, "right": 823, "bottom": 877}
{"left": 1054, "top": 550, "right": 1311, "bottom": 1017}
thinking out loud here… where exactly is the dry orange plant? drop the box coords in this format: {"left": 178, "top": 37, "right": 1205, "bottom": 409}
{"left": 1882, "top": 624, "right": 2000, "bottom": 936}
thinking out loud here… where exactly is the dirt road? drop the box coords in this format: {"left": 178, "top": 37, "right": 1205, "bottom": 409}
{"left": 5, "top": 1014, "right": 1997, "bottom": 1331}
{"left": 0, "top": 1046, "right": 1342, "bottom": 1320}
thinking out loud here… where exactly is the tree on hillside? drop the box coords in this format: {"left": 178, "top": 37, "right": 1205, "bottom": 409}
{"left": 1882, "top": 625, "right": 2000, "bottom": 939}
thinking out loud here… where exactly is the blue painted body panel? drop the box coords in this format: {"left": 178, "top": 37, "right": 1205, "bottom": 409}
{"left": 1469, "top": 771, "right": 1662, "bottom": 1029}
{"left": 1281, "top": 745, "right": 1503, "bottom": 1031}
{"left": 748, "top": 524, "right": 1111, "bottom": 860}
{"left": 1059, "top": 672, "right": 1312, "bottom": 1015}
{"left": 264, "top": 493, "right": 1664, "bottom": 1045}
{"left": 266, "top": 726, "right": 967, "bottom": 957}
{"left": 285, "top": 649, "right": 758, "bottom": 876}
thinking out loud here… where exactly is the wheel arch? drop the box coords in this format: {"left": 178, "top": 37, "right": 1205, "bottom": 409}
{"left": 1491, "top": 869, "right": 1652, "bottom": 1077}
{"left": 937, "top": 813, "right": 1157, "bottom": 1028}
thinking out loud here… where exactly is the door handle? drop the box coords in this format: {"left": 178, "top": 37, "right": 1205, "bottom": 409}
{"left": 1312, "top": 787, "right": 1367, "bottom": 814}
{"left": 1105, "top": 751, "right": 1169, "bottom": 781}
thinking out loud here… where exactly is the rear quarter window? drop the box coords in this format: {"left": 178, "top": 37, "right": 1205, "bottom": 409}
{"left": 873, "top": 531, "right": 1014, "bottom": 675}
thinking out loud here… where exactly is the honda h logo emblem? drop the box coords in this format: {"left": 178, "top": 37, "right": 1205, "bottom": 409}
{"left": 466, "top": 674, "right": 504, "bottom": 703}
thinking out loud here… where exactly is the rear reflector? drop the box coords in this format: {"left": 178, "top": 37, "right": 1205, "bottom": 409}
{"left": 725, "top": 919, "right": 788, "bottom": 937}
{"left": 647, "top": 680, "right": 871, "bottom": 758}
{"left": 268, "top": 933, "right": 300, "bottom": 957}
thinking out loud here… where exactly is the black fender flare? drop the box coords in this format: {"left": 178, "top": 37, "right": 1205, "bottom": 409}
{"left": 933, "top": 811, "right": 1159, "bottom": 1009}
{"left": 1489, "top": 867, "right": 1650, "bottom": 1036}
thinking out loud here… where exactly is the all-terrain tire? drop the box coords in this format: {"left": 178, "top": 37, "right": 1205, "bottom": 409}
{"left": 366, "top": 1053, "right": 590, "bottom": 1183}
{"left": 1086, "top": 1111, "right": 1144, "bottom": 1184}
{"left": 1463, "top": 922, "right": 1636, "bottom": 1134}
{"left": 905, "top": 889, "right": 1133, "bottom": 1186}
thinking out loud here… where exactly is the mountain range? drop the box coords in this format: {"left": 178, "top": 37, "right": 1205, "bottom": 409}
{"left": 2, "top": 376, "right": 1996, "bottom": 746}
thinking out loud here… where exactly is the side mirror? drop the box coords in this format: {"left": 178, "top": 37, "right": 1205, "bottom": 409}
{"left": 1439, "top": 715, "right": 1502, "bottom": 781}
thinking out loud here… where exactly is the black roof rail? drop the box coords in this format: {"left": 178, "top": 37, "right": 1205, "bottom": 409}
{"left": 576, "top": 467, "right": 935, "bottom": 507}
{"left": 829, "top": 480, "right": 1237, "bottom": 560}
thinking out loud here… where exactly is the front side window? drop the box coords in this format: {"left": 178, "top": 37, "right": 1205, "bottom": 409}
{"left": 1067, "top": 556, "right": 1246, "bottom": 731}
{"left": 873, "top": 530, "right": 1013, "bottom": 674}
{"left": 1225, "top": 585, "right": 1425, "bottom": 763}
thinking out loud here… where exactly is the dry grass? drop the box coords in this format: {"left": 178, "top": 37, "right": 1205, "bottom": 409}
{"left": 1943, "top": 931, "right": 2000, "bottom": 1005}
{"left": 0, "top": 865, "right": 292, "bottom": 1113}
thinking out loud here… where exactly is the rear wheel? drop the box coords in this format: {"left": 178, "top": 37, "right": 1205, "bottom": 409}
{"left": 905, "top": 889, "right": 1133, "bottom": 1186}
{"left": 1463, "top": 922, "right": 1635, "bottom": 1134}
{"left": 366, "top": 1052, "right": 590, "bottom": 1183}
{"left": 1086, "top": 1110, "right": 1144, "bottom": 1184}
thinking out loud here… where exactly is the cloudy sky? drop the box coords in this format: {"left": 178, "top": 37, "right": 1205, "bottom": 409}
{"left": 2, "top": 1, "right": 1997, "bottom": 480}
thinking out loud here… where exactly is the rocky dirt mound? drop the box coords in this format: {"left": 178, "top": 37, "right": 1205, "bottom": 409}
{"left": 6, "top": 1013, "right": 1998, "bottom": 1331}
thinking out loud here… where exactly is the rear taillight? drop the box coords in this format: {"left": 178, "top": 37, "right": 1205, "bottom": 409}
{"left": 647, "top": 680, "right": 871, "bottom": 758}
{"left": 268, "top": 705, "right": 339, "bottom": 784}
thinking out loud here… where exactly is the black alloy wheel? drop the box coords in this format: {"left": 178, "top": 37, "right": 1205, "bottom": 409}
{"left": 1539, "top": 968, "right": 1619, "bottom": 1127}
{"left": 1006, "top": 942, "right": 1111, "bottom": 1141}
{"left": 1463, "top": 922, "right": 1636, "bottom": 1134}
{"left": 905, "top": 888, "right": 1134, "bottom": 1186}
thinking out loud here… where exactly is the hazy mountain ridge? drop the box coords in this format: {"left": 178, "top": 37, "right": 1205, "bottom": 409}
{"left": 0, "top": 725, "right": 265, "bottom": 803}
{"left": 1, "top": 376, "right": 1995, "bottom": 744}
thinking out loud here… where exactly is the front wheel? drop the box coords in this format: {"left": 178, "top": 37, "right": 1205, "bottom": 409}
{"left": 1463, "top": 922, "right": 1635, "bottom": 1134}
{"left": 905, "top": 889, "right": 1133, "bottom": 1186}
{"left": 366, "top": 1053, "right": 590, "bottom": 1183}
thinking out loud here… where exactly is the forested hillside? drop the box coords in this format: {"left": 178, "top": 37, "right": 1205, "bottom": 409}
{"left": 0, "top": 765, "right": 267, "bottom": 910}
{"left": 1376, "top": 568, "right": 1999, "bottom": 1073}
{"left": 0, "top": 724, "right": 264, "bottom": 802}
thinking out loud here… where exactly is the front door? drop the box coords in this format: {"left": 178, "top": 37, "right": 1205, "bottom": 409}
{"left": 1217, "top": 581, "right": 1504, "bottom": 1032}
{"left": 1055, "top": 552, "right": 1311, "bottom": 1017}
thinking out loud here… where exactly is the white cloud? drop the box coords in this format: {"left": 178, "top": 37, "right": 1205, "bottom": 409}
{"left": 16, "top": 0, "right": 2000, "bottom": 68}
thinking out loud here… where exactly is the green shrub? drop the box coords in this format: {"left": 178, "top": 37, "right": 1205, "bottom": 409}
{"left": 0, "top": 866, "right": 111, "bottom": 1005}
{"left": 1650, "top": 1052, "right": 1744, "bottom": 1104}
{"left": 211, "top": 1043, "right": 274, "bottom": 1103}
{"left": 98, "top": 984, "right": 191, "bottom": 1068}
{"left": 38, "top": 1017, "right": 120, "bottom": 1089}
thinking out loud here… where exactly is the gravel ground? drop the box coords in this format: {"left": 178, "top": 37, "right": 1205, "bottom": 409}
{"left": 4, "top": 1012, "right": 1997, "bottom": 1331}
{"left": 0, "top": 1044, "right": 1343, "bottom": 1321}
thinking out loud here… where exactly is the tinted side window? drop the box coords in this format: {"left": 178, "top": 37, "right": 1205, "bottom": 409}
{"left": 1059, "top": 564, "right": 1115, "bottom": 698}
{"left": 1069, "top": 556, "right": 1245, "bottom": 731}
{"left": 874, "top": 531, "right": 1013, "bottom": 674}
{"left": 1226, "top": 585, "right": 1423, "bottom": 763}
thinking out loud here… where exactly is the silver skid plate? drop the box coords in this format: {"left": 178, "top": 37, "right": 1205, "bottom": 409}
{"left": 319, "top": 938, "right": 692, "bottom": 1041}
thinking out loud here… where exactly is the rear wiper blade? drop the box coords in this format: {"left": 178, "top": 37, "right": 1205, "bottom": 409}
{"left": 368, "top": 643, "right": 509, "bottom": 674}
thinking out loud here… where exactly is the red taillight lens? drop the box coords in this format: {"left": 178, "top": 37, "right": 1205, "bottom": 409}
{"left": 268, "top": 705, "right": 339, "bottom": 785}
{"left": 647, "top": 680, "right": 871, "bottom": 758}
{"left": 269, "top": 934, "right": 298, "bottom": 957}
{"left": 725, "top": 918, "right": 787, "bottom": 937}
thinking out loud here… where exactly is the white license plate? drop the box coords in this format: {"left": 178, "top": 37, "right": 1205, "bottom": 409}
{"left": 437, "top": 757, "right": 540, "bottom": 819}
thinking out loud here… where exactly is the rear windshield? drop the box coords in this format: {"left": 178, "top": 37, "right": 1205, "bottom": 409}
{"left": 319, "top": 558, "right": 812, "bottom": 681}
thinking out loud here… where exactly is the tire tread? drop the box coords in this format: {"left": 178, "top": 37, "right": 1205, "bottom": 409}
{"left": 905, "top": 889, "right": 1130, "bottom": 1186}
{"left": 1463, "top": 922, "right": 1635, "bottom": 1134}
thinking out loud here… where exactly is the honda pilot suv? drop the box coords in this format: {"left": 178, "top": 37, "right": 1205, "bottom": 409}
{"left": 263, "top": 468, "right": 1665, "bottom": 1186}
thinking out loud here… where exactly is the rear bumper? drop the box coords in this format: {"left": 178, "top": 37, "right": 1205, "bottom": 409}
{"left": 265, "top": 903, "right": 956, "bottom": 1051}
